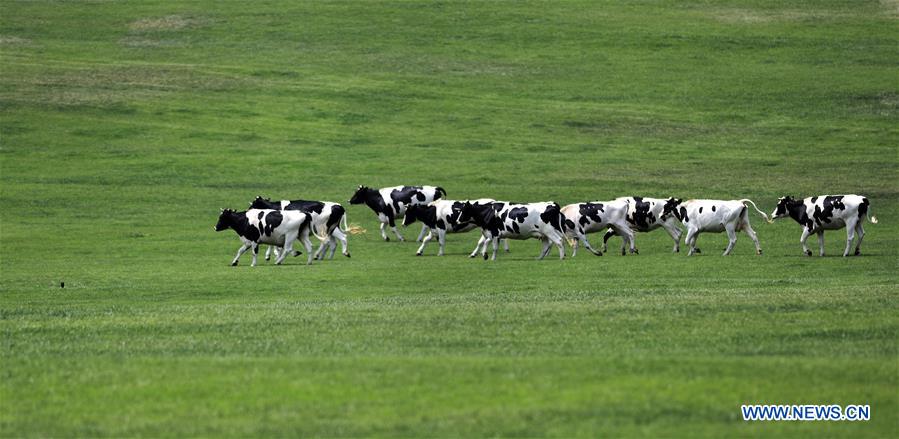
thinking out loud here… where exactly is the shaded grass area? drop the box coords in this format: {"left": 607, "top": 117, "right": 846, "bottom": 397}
{"left": 1, "top": 0, "right": 897, "bottom": 437}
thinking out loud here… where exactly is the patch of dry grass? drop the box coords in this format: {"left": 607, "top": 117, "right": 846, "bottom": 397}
{"left": 881, "top": 0, "right": 899, "bottom": 17}
{"left": 710, "top": 8, "right": 854, "bottom": 24}
{"left": 129, "top": 15, "right": 204, "bottom": 32}
{"left": 0, "top": 35, "right": 33, "bottom": 46}
{"left": 119, "top": 37, "right": 184, "bottom": 48}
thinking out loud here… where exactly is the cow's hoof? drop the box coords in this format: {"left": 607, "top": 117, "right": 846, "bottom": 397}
{"left": 633, "top": 249, "right": 639, "bottom": 255}
{"left": 757, "top": 250, "right": 763, "bottom": 256}
{"left": 854, "top": 249, "right": 861, "bottom": 256}
{"left": 805, "top": 250, "right": 812, "bottom": 256}
{"left": 483, "top": 253, "right": 488, "bottom": 260}
{"left": 593, "top": 251, "right": 602, "bottom": 257}
{"left": 344, "top": 252, "right": 351, "bottom": 258}
{"left": 294, "top": 251, "right": 302, "bottom": 257}
{"left": 695, "top": 248, "right": 701, "bottom": 254}
{"left": 231, "top": 261, "right": 238, "bottom": 266}
{"left": 469, "top": 254, "right": 476, "bottom": 258}
{"left": 415, "top": 252, "right": 422, "bottom": 256}
{"left": 264, "top": 257, "right": 270, "bottom": 261}
{"left": 384, "top": 237, "right": 390, "bottom": 242}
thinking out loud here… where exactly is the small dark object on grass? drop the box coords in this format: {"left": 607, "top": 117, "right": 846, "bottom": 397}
{"left": 60, "top": 282, "right": 65, "bottom": 288}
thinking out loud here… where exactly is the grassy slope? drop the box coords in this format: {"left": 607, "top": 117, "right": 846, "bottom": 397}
{"left": 1, "top": 0, "right": 897, "bottom": 436}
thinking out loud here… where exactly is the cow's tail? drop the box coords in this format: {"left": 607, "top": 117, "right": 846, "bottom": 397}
{"left": 309, "top": 221, "right": 330, "bottom": 242}
{"left": 554, "top": 205, "right": 578, "bottom": 247}
{"left": 340, "top": 208, "right": 349, "bottom": 231}
{"left": 345, "top": 223, "right": 366, "bottom": 235}
{"left": 739, "top": 199, "right": 772, "bottom": 223}
{"left": 300, "top": 214, "right": 327, "bottom": 241}
{"left": 435, "top": 186, "right": 446, "bottom": 200}
{"left": 331, "top": 204, "right": 365, "bottom": 235}
{"left": 861, "top": 197, "right": 878, "bottom": 224}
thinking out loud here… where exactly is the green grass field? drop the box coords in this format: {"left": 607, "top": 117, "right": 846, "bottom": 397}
{"left": 1, "top": 0, "right": 897, "bottom": 436}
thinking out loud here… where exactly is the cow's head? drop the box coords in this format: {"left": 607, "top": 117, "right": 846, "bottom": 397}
{"left": 661, "top": 197, "right": 683, "bottom": 220}
{"left": 214, "top": 208, "right": 236, "bottom": 231}
{"left": 349, "top": 185, "right": 370, "bottom": 204}
{"left": 403, "top": 204, "right": 424, "bottom": 227}
{"left": 772, "top": 196, "right": 797, "bottom": 220}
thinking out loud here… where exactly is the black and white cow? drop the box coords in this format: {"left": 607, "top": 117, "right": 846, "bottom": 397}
{"left": 458, "top": 201, "right": 566, "bottom": 260}
{"left": 561, "top": 199, "right": 636, "bottom": 256}
{"left": 662, "top": 198, "right": 770, "bottom": 256}
{"left": 349, "top": 185, "right": 445, "bottom": 242}
{"left": 771, "top": 195, "right": 877, "bottom": 257}
{"left": 402, "top": 199, "right": 509, "bottom": 256}
{"left": 214, "top": 208, "right": 314, "bottom": 266}
{"left": 602, "top": 196, "right": 683, "bottom": 254}
{"left": 250, "top": 196, "right": 349, "bottom": 260}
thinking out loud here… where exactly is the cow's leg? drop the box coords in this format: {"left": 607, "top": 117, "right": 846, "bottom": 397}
{"left": 537, "top": 238, "right": 549, "bottom": 260}
{"left": 301, "top": 230, "right": 314, "bottom": 265}
{"left": 379, "top": 222, "right": 389, "bottom": 241}
{"left": 664, "top": 223, "right": 682, "bottom": 253}
{"left": 416, "top": 224, "right": 428, "bottom": 242}
{"left": 626, "top": 228, "right": 638, "bottom": 254}
{"left": 416, "top": 230, "right": 434, "bottom": 256}
{"left": 568, "top": 232, "right": 579, "bottom": 257}
{"left": 537, "top": 236, "right": 552, "bottom": 261}
{"left": 470, "top": 235, "right": 486, "bottom": 258}
{"left": 854, "top": 223, "right": 865, "bottom": 256}
{"left": 685, "top": 228, "right": 698, "bottom": 256}
{"left": 437, "top": 229, "right": 448, "bottom": 256}
{"left": 275, "top": 234, "right": 297, "bottom": 265}
{"left": 817, "top": 230, "right": 825, "bottom": 257}
{"left": 842, "top": 219, "right": 857, "bottom": 257}
{"left": 742, "top": 219, "right": 762, "bottom": 256}
{"left": 250, "top": 243, "right": 262, "bottom": 266}
{"left": 231, "top": 244, "right": 251, "bottom": 266}
{"left": 799, "top": 228, "right": 812, "bottom": 256}
{"left": 313, "top": 236, "right": 328, "bottom": 260}
{"left": 578, "top": 231, "right": 602, "bottom": 256}
{"left": 488, "top": 237, "right": 498, "bottom": 260}
{"left": 723, "top": 223, "right": 738, "bottom": 256}
{"left": 327, "top": 237, "right": 337, "bottom": 259}
{"left": 551, "top": 233, "right": 566, "bottom": 260}
{"left": 616, "top": 226, "right": 636, "bottom": 255}
{"left": 388, "top": 216, "right": 404, "bottom": 242}
{"left": 601, "top": 228, "right": 616, "bottom": 254}
{"left": 332, "top": 228, "right": 349, "bottom": 258}
{"left": 265, "top": 245, "right": 273, "bottom": 261}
